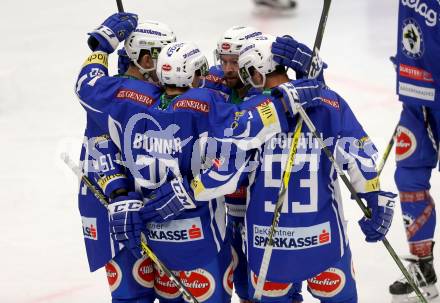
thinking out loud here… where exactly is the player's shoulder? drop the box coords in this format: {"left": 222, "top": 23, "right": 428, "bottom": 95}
{"left": 316, "top": 86, "right": 352, "bottom": 114}
{"left": 240, "top": 92, "right": 273, "bottom": 110}
{"left": 113, "top": 78, "right": 162, "bottom": 108}
{"left": 171, "top": 88, "right": 221, "bottom": 114}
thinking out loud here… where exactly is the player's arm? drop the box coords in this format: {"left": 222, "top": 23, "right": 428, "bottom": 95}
{"left": 335, "top": 95, "right": 397, "bottom": 242}
{"left": 139, "top": 147, "right": 257, "bottom": 223}
{"left": 74, "top": 13, "right": 138, "bottom": 123}
{"left": 91, "top": 134, "right": 130, "bottom": 199}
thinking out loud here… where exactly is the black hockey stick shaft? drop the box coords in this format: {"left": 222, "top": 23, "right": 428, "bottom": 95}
{"left": 377, "top": 125, "right": 398, "bottom": 176}
{"left": 116, "top": 0, "right": 124, "bottom": 12}
{"left": 295, "top": 106, "right": 428, "bottom": 303}
{"left": 60, "top": 153, "right": 199, "bottom": 303}
{"left": 253, "top": 0, "right": 332, "bottom": 300}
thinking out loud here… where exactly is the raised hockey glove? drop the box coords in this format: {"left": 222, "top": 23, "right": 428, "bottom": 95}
{"left": 272, "top": 79, "right": 323, "bottom": 117}
{"left": 140, "top": 177, "right": 197, "bottom": 223}
{"left": 358, "top": 191, "right": 397, "bottom": 242}
{"left": 108, "top": 192, "right": 145, "bottom": 258}
{"left": 271, "top": 35, "right": 327, "bottom": 81}
{"left": 88, "top": 12, "right": 138, "bottom": 53}
{"left": 117, "top": 47, "right": 131, "bottom": 75}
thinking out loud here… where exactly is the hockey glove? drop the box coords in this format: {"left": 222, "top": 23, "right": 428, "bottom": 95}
{"left": 202, "top": 65, "right": 232, "bottom": 96}
{"left": 108, "top": 192, "right": 145, "bottom": 258}
{"left": 88, "top": 12, "right": 138, "bottom": 53}
{"left": 117, "top": 47, "right": 131, "bottom": 75}
{"left": 271, "top": 36, "right": 327, "bottom": 81}
{"left": 140, "top": 177, "right": 197, "bottom": 223}
{"left": 358, "top": 191, "right": 397, "bottom": 242}
{"left": 272, "top": 79, "right": 323, "bottom": 117}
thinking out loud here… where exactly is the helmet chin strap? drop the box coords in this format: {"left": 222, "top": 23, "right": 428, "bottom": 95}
{"left": 133, "top": 60, "right": 157, "bottom": 82}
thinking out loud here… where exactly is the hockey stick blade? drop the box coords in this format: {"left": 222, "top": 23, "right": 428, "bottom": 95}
{"left": 60, "top": 153, "right": 200, "bottom": 303}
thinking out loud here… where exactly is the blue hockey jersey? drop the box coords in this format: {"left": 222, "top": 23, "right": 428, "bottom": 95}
{"left": 191, "top": 88, "right": 380, "bottom": 282}
{"left": 396, "top": 0, "right": 440, "bottom": 108}
{"left": 78, "top": 115, "right": 130, "bottom": 272}
{"left": 75, "top": 51, "right": 288, "bottom": 270}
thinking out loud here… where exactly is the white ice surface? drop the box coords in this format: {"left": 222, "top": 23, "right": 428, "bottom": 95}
{"left": 0, "top": 0, "right": 439, "bottom": 302}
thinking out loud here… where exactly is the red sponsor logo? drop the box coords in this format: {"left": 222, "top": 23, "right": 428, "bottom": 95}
{"left": 399, "top": 64, "right": 434, "bottom": 83}
{"left": 162, "top": 64, "right": 172, "bottom": 71}
{"left": 205, "top": 74, "right": 223, "bottom": 84}
{"left": 173, "top": 99, "right": 210, "bottom": 113}
{"left": 222, "top": 43, "right": 231, "bottom": 50}
{"left": 188, "top": 225, "right": 202, "bottom": 239}
{"left": 319, "top": 229, "right": 330, "bottom": 244}
{"left": 154, "top": 267, "right": 181, "bottom": 299}
{"left": 154, "top": 268, "right": 215, "bottom": 301}
{"left": 225, "top": 186, "right": 247, "bottom": 199}
{"left": 133, "top": 257, "right": 154, "bottom": 288}
{"left": 223, "top": 260, "right": 234, "bottom": 296}
{"left": 395, "top": 126, "right": 417, "bottom": 161}
{"left": 322, "top": 98, "right": 340, "bottom": 109}
{"left": 116, "top": 89, "right": 156, "bottom": 107}
{"left": 105, "top": 261, "right": 122, "bottom": 292}
{"left": 251, "top": 272, "right": 292, "bottom": 297}
{"left": 307, "top": 268, "right": 346, "bottom": 298}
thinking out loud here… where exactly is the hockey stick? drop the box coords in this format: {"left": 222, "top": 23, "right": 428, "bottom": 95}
{"left": 253, "top": 0, "right": 331, "bottom": 300}
{"left": 60, "top": 153, "right": 200, "bottom": 303}
{"left": 116, "top": 0, "right": 124, "bottom": 13}
{"left": 294, "top": 105, "right": 428, "bottom": 303}
{"left": 377, "top": 125, "right": 398, "bottom": 176}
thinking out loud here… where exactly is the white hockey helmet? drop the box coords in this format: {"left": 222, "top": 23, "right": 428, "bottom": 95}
{"left": 156, "top": 42, "right": 209, "bottom": 88}
{"left": 238, "top": 34, "right": 279, "bottom": 88}
{"left": 124, "top": 20, "right": 177, "bottom": 75}
{"left": 215, "top": 26, "right": 262, "bottom": 61}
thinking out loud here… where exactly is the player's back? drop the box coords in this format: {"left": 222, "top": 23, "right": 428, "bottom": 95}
{"left": 246, "top": 88, "right": 379, "bottom": 282}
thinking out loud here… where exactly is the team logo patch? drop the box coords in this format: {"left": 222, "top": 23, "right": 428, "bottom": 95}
{"left": 81, "top": 216, "right": 98, "bottom": 240}
{"left": 395, "top": 126, "right": 417, "bottom": 161}
{"left": 223, "top": 260, "right": 234, "bottom": 296}
{"left": 307, "top": 267, "right": 346, "bottom": 298}
{"left": 251, "top": 271, "right": 292, "bottom": 297}
{"left": 162, "top": 64, "right": 172, "bottom": 71}
{"left": 402, "top": 18, "right": 424, "bottom": 59}
{"left": 154, "top": 266, "right": 181, "bottom": 300}
{"left": 205, "top": 74, "right": 223, "bottom": 84}
{"left": 105, "top": 260, "right": 122, "bottom": 292}
{"left": 133, "top": 256, "right": 154, "bottom": 288}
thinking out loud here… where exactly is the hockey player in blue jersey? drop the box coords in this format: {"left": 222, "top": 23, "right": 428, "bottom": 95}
{"left": 78, "top": 13, "right": 180, "bottom": 303}
{"left": 389, "top": 0, "right": 440, "bottom": 301}
{"left": 205, "top": 25, "right": 263, "bottom": 303}
{"left": 76, "top": 12, "right": 297, "bottom": 302}
{"left": 145, "top": 35, "right": 397, "bottom": 302}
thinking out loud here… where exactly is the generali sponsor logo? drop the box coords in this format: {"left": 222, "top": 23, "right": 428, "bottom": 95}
{"left": 253, "top": 222, "right": 331, "bottom": 250}
{"left": 307, "top": 267, "right": 346, "bottom": 298}
{"left": 116, "top": 89, "right": 156, "bottom": 107}
{"left": 173, "top": 99, "right": 210, "bottom": 113}
{"left": 147, "top": 218, "right": 204, "bottom": 243}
